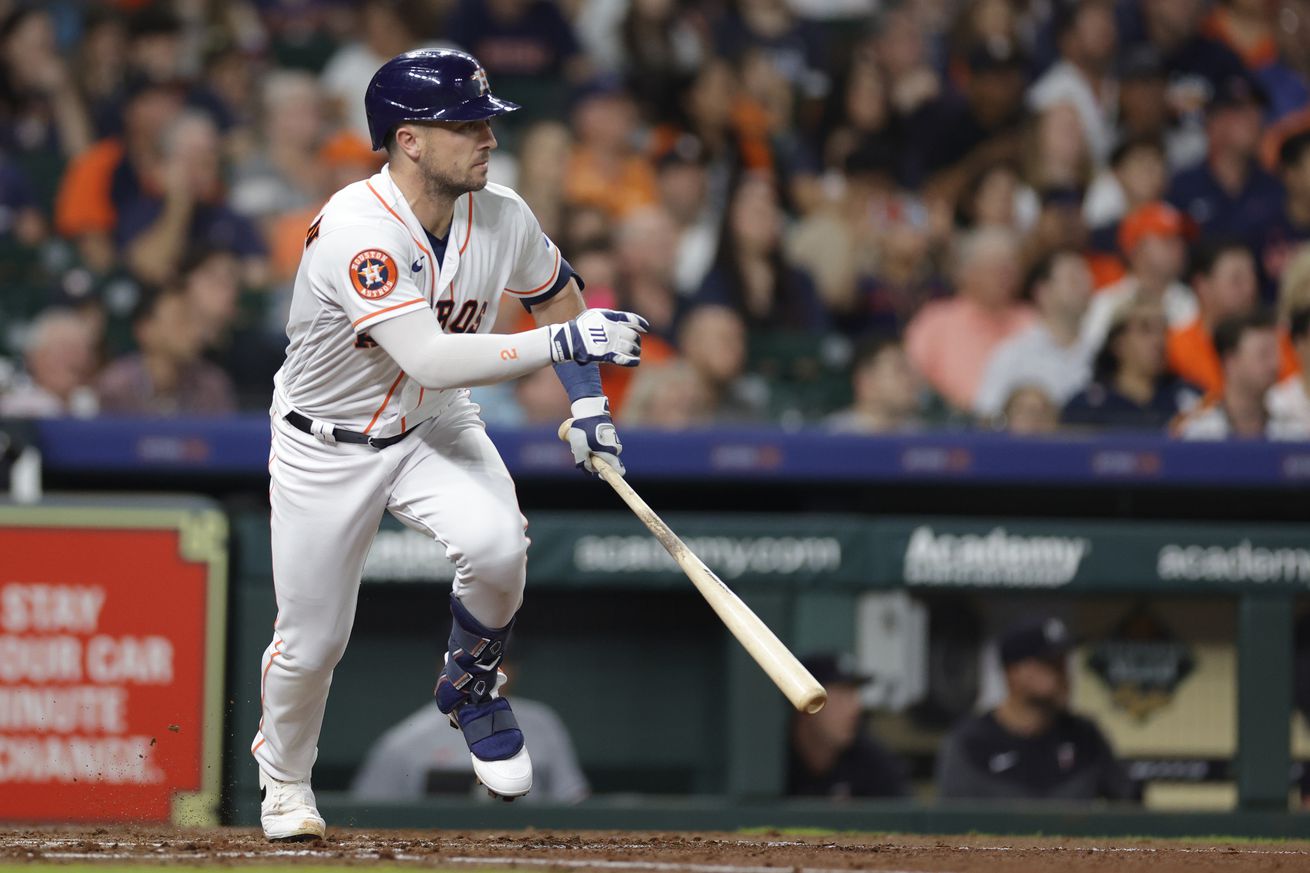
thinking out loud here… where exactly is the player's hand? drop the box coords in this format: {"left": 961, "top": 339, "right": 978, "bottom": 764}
{"left": 564, "top": 396, "right": 624, "bottom": 476}
{"left": 550, "top": 309, "right": 648, "bottom": 367}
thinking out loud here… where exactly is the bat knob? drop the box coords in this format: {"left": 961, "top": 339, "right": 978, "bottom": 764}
{"left": 557, "top": 418, "right": 574, "bottom": 442}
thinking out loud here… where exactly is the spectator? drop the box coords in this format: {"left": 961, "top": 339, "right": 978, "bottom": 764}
{"left": 564, "top": 80, "right": 659, "bottom": 219}
{"left": 614, "top": 206, "right": 681, "bottom": 337}
{"left": 1174, "top": 309, "right": 1298, "bottom": 438}
{"left": 621, "top": 360, "right": 715, "bottom": 428}
{"left": 353, "top": 694, "right": 589, "bottom": 804}
{"left": 514, "top": 121, "right": 573, "bottom": 241}
{"left": 935, "top": 616, "right": 1132, "bottom": 802}
{"left": 1166, "top": 74, "right": 1284, "bottom": 257}
{"left": 1085, "top": 137, "right": 1168, "bottom": 237}
{"left": 1135, "top": 0, "right": 1249, "bottom": 102}
{"left": 826, "top": 339, "right": 924, "bottom": 434}
{"left": 118, "top": 110, "right": 268, "bottom": 289}
{"left": 870, "top": 6, "right": 940, "bottom": 120}
{"left": 1166, "top": 238, "right": 1296, "bottom": 394}
{"left": 0, "top": 310, "right": 99, "bottom": 419}
{"left": 903, "top": 42, "right": 1027, "bottom": 195}
{"left": 1260, "top": 131, "right": 1310, "bottom": 290}
{"left": 1082, "top": 201, "right": 1197, "bottom": 350}
{"left": 1027, "top": 0, "right": 1119, "bottom": 166}
{"left": 654, "top": 135, "right": 719, "bottom": 297}
{"left": 0, "top": 6, "right": 95, "bottom": 171}
{"left": 616, "top": 0, "right": 706, "bottom": 123}
{"left": 55, "top": 77, "right": 186, "bottom": 274}
{"left": 1064, "top": 296, "right": 1204, "bottom": 431}
{"left": 650, "top": 58, "right": 773, "bottom": 181}
{"left": 320, "top": 0, "right": 425, "bottom": 141}
{"left": 676, "top": 304, "right": 768, "bottom": 422}
{"left": 696, "top": 174, "right": 827, "bottom": 332}
{"left": 97, "top": 288, "right": 236, "bottom": 416}
{"left": 957, "top": 161, "right": 1031, "bottom": 232}
{"left": 905, "top": 228, "right": 1036, "bottom": 411}
{"left": 998, "top": 384, "right": 1061, "bottom": 435}
{"left": 975, "top": 249, "right": 1095, "bottom": 418}
{"left": 787, "top": 653, "right": 908, "bottom": 799}
{"left": 230, "top": 71, "right": 331, "bottom": 225}
{"left": 1266, "top": 306, "right": 1310, "bottom": 433}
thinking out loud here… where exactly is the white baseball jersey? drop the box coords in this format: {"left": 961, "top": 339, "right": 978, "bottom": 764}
{"left": 273, "top": 164, "right": 567, "bottom": 438}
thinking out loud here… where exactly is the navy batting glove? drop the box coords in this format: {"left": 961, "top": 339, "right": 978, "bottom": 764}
{"left": 565, "top": 396, "right": 624, "bottom": 476}
{"left": 550, "top": 309, "right": 648, "bottom": 367}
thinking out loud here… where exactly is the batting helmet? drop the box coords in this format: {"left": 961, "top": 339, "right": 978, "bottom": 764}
{"left": 364, "top": 49, "right": 520, "bottom": 150}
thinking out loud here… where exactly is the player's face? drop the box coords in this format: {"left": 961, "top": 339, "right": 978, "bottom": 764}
{"left": 415, "top": 119, "right": 498, "bottom": 195}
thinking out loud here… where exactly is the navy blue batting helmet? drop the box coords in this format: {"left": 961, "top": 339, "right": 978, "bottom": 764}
{"left": 364, "top": 49, "right": 520, "bottom": 150}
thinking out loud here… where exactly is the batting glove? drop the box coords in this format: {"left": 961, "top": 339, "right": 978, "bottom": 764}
{"left": 565, "top": 396, "right": 624, "bottom": 476}
{"left": 550, "top": 309, "right": 649, "bottom": 367}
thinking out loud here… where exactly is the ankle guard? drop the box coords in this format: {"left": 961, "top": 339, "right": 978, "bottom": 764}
{"left": 434, "top": 595, "right": 524, "bottom": 762}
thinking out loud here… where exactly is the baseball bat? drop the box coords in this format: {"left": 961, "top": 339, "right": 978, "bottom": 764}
{"left": 558, "top": 420, "right": 827, "bottom": 714}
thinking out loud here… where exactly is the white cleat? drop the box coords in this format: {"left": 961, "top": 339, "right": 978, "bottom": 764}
{"left": 472, "top": 744, "right": 533, "bottom": 800}
{"left": 259, "top": 768, "right": 326, "bottom": 841}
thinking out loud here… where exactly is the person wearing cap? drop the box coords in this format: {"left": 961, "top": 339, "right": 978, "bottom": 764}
{"left": 935, "top": 617, "right": 1131, "bottom": 802}
{"left": 1165, "top": 73, "right": 1284, "bottom": 254}
{"left": 787, "top": 653, "right": 909, "bottom": 799}
{"left": 1081, "top": 201, "right": 1198, "bottom": 351}
{"left": 1167, "top": 238, "right": 1298, "bottom": 394}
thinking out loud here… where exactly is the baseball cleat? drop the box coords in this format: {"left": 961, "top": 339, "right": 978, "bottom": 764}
{"left": 472, "top": 743, "right": 533, "bottom": 799}
{"left": 259, "top": 768, "right": 326, "bottom": 842}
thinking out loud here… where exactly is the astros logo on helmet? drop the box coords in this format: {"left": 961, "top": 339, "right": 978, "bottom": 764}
{"left": 349, "top": 249, "right": 399, "bottom": 299}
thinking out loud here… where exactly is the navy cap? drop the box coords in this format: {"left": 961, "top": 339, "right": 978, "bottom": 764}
{"left": 999, "top": 616, "right": 1074, "bottom": 667}
{"left": 1208, "top": 74, "right": 1269, "bottom": 114}
{"left": 365, "top": 49, "right": 520, "bottom": 150}
{"left": 800, "top": 652, "right": 871, "bottom": 687}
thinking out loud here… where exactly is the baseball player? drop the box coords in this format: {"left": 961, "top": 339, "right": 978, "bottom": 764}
{"left": 253, "top": 49, "right": 648, "bottom": 841}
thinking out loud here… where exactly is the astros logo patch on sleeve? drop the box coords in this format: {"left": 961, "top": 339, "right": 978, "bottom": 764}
{"left": 350, "top": 249, "right": 399, "bottom": 299}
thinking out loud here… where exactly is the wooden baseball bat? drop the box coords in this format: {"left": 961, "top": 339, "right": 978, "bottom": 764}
{"left": 558, "top": 420, "right": 827, "bottom": 714}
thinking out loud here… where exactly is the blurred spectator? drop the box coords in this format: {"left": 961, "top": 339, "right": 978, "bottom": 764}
{"left": 1113, "top": 47, "right": 1188, "bottom": 165}
{"left": 819, "top": 50, "right": 900, "bottom": 177}
{"left": 935, "top": 616, "right": 1132, "bottom": 801}
{"left": 564, "top": 81, "right": 659, "bottom": 219}
{"left": 0, "top": 6, "right": 94, "bottom": 173}
{"left": 903, "top": 42, "right": 1027, "bottom": 195}
{"left": 55, "top": 77, "right": 185, "bottom": 274}
{"left": 696, "top": 174, "right": 826, "bottom": 332}
{"left": 650, "top": 58, "right": 773, "bottom": 181}
{"left": 614, "top": 206, "right": 680, "bottom": 336}
{"left": 1267, "top": 305, "right": 1310, "bottom": 433}
{"left": 905, "top": 228, "right": 1035, "bottom": 411}
{"left": 1201, "top": 0, "right": 1310, "bottom": 121}
{"left": 826, "top": 339, "right": 923, "bottom": 434}
{"left": 1134, "top": 0, "right": 1249, "bottom": 103}
{"left": 787, "top": 653, "right": 908, "bottom": 799}
{"left": 1166, "top": 74, "right": 1284, "bottom": 257}
{"left": 870, "top": 6, "right": 941, "bottom": 120}
{"left": 621, "top": 360, "right": 714, "bottom": 428}
{"left": 513, "top": 367, "right": 571, "bottom": 425}
{"left": 74, "top": 10, "right": 128, "bottom": 136}
{"left": 119, "top": 110, "right": 268, "bottom": 288}
{"left": 975, "top": 249, "right": 1095, "bottom": 418}
{"left": 1064, "top": 296, "right": 1204, "bottom": 431}
{"left": 1084, "top": 137, "right": 1168, "bottom": 236}
{"left": 320, "top": 0, "right": 425, "bottom": 141}
{"left": 448, "top": 0, "right": 589, "bottom": 118}
{"left": 1027, "top": 0, "right": 1118, "bottom": 166}
{"left": 353, "top": 694, "right": 589, "bottom": 803}
{"left": 956, "top": 160, "right": 1032, "bottom": 232}
{"left": 676, "top": 304, "right": 767, "bottom": 422}
{"left": 97, "top": 287, "right": 236, "bottom": 416}
{"left": 615, "top": 0, "right": 706, "bottom": 122}
{"left": 1174, "top": 309, "right": 1297, "bottom": 438}
{"left": 515, "top": 121, "right": 573, "bottom": 241}
{"left": 997, "top": 384, "right": 1061, "bottom": 435}
{"left": 0, "top": 310, "right": 99, "bottom": 419}
{"left": 1082, "top": 201, "right": 1197, "bottom": 350}
{"left": 231, "top": 71, "right": 330, "bottom": 225}
{"left": 654, "top": 135, "right": 719, "bottom": 297}
{"left": 713, "top": 0, "right": 829, "bottom": 111}
{"left": 1260, "top": 131, "right": 1310, "bottom": 289}
{"left": 1166, "top": 238, "right": 1295, "bottom": 394}
{"left": 1024, "top": 103, "right": 1094, "bottom": 195}
{"left": 179, "top": 248, "right": 283, "bottom": 409}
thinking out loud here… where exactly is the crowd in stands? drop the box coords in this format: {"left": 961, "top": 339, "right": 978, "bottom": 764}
{"left": 3, "top": 0, "right": 1310, "bottom": 440}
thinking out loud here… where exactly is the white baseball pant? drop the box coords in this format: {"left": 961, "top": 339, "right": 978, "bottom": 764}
{"left": 252, "top": 394, "right": 528, "bottom": 782}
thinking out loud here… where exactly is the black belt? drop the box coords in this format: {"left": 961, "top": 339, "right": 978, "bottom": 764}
{"left": 284, "top": 410, "right": 415, "bottom": 449}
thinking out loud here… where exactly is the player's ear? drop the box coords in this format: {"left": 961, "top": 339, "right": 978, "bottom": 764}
{"left": 393, "top": 124, "right": 422, "bottom": 161}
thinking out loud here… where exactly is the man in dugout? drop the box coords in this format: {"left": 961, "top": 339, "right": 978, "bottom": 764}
{"left": 935, "top": 616, "right": 1132, "bottom": 802}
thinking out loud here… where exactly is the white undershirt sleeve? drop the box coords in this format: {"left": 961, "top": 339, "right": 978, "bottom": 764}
{"left": 368, "top": 307, "right": 556, "bottom": 389}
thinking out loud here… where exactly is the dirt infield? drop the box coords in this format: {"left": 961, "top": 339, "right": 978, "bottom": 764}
{"left": 4, "top": 829, "right": 1310, "bottom": 873}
